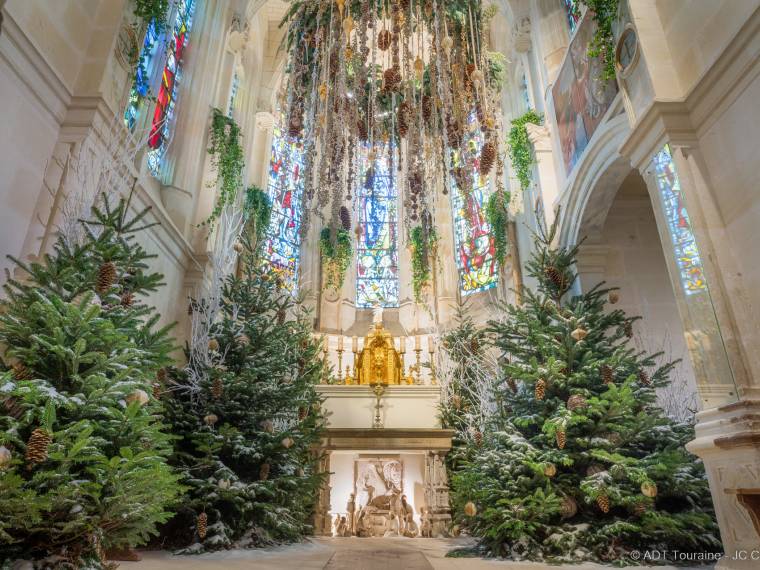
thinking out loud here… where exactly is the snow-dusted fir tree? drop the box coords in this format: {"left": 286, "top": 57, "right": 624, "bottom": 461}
{"left": 0, "top": 198, "right": 180, "bottom": 566}
{"left": 450, "top": 220, "right": 720, "bottom": 564}
{"left": 160, "top": 188, "right": 327, "bottom": 551}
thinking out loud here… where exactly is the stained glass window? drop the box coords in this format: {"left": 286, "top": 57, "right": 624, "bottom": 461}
{"left": 450, "top": 114, "right": 499, "bottom": 295}
{"left": 124, "top": 20, "right": 161, "bottom": 131}
{"left": 356, "top": 145, "right": 399, "bottom": 308}
{"left": 564, "top": 0, "right": 581, "bottom": 33}
{"left": 227, "top": 72, "right": 240, "bottom": 118}
{"left": 652, "top": 145, "right": 708, "bottom": 295}
{"left": 263, "top": 123, "right": 305, "bottom": 291}
{"left": 146, "top": 0, "right": 196, "bottom": 175}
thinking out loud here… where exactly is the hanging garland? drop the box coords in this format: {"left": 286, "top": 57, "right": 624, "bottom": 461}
{"left": 410, "top": 226, "right": 438, "bottom": 304}
{"left": 133, "top": 0, "right": 170, "bottom": 32}
{"left": 578, "top": 0, "right": 619, "bottom": 80}
{"left": 507, "top": 110, "right": 543, "bottom": 191}
{"left": 485, "top": 191, "right": 510, "bottom": 266}
{"left": 320, "top": 228, "right": 353, "bottom": 291}
{"left": 204, "top": 108, "right": 245, "bottom": 227}
{"left": 242, "top": 186, "right": 272, "bottom": 254}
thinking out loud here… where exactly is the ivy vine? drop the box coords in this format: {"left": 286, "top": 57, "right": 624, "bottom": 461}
{"left": 320, "top": 228, "right": 353, "bottom": 291}
{"left": 242, "top": 185, "right": 272, "bottom": 255}
{"left": 204, "top": 108, "right": 245, "bottom": 227}
{"left": 578, "top": 0, "right": 620, "bottom": 81}
{"left": 508, "top": 109, "right": 543, "bottom": 191}
{"left": 410, "top": 227, "right": 438, "bottom": 304}
{"left": 132, "top": 0, "right": 170, "bottom": 32}
{"left": 485, "top": 191, "right": 511, "bottom": 266}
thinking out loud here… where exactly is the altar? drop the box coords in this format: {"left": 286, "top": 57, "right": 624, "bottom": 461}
{"left": 312, "top": 313, "right": 454, "bottom": 538}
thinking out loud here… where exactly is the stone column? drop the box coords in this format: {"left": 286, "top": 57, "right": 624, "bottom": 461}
{"left": 313, "top": 451, "right": 333, "bottom": 536}
{"left": 423, "top": 451, "right": 452, "bottom": 537}
{"left": 621, "top": 102, "right": 757, "bottom": 569}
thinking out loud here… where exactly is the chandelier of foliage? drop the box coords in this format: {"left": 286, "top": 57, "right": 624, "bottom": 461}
{"left": 280, "top": 0, "right": 507, "bottom": 243}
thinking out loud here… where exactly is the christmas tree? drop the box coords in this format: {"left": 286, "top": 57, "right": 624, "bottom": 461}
{"left": 449, "top": 220, "right": 721, "bottom": 564}
{"left": 160, "top": 203, "right": 327, "bottom": 551}
{"left": 0, "top": 197, "right": 181, "bottom": 566}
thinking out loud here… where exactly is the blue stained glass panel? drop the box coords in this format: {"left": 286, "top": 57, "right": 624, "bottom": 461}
{"left": 124, "top": 20, "right": 161, "bottom": 131}
{"left": 356, "top": 146, "right": 399, "bottom": 308}
{"left": 450, "top": 115, "right": 499, "bottom": 295}
{"left": 264, "top": 124, "right": 304, "bottom": 290}
{"left": 652, "top": 145, "right": 708, "bottom": 296}
{"left": 564, "top": 0, "right": 581, "bottom": 33}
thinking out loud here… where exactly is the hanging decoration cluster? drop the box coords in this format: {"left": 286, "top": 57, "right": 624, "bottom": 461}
{"left": 280, "top": 0, "right": 507, "bottom": 242}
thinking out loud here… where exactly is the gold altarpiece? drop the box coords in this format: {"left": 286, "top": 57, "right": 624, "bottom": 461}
{"left": 351, "top": 323, "right": 410, "bottom": 385}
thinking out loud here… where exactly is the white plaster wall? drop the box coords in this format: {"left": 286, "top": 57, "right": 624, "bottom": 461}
{"left": 328, "top": 451, "right": 425, "bottom": 532}
{"left": 597, "top": 172, "right": 698, "bottom": 412}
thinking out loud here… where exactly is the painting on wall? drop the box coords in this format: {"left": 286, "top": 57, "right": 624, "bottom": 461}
{"left": 552, "top": 13, "right": 618, "bottom": 175}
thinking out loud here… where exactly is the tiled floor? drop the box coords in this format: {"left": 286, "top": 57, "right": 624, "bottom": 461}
{"left": 131, "top": 537, "right": 714, "bottom": 570}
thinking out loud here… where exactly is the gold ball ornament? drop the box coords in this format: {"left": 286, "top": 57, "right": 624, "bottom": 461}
{"left": 571, "top": 327, "right": 588, "bottom": 341}
{"left": 233, "top": 242, "right": 244, "bottom": 253}
{"left": 281, "top": 437, "right": 294, "bottom": 449}
{"left": 414, "top": 57, "right": 425, "bottom": 80}
{"left": 0, "top": 445, "right": 11, "bottom": 468}
{"left": 608, "top": 291, "right": 620, "bottom": 304}
{"left": 470, "top": 67, "right": 484, "bottom": 84}
{"left": 261, "top": 419, "right": 274, "bottom": 433}
{"left": 208, "top": 338, "right": 220, "bottom": 352}
{"left": 237, "top": 333, "right": 251, "bottom": 347}
{"left": 544, "top": 463, "right": 557, "bottom": 477}
{"left": 464, "top": 501, "right": 477, "bottom": 517}
{"left": 126, "top": 389, "right": 149, "bottom": 406}
{"left": 204, "top": 414, "right": 219, "bottom": 426}
{"left": 441, "top": 35, "right": 453, "bottom": 57}
{"left": 342, "top": 16, "right": 354, "bottom": 37}
{"left": 586, "top": 464, "right": 606, "bottom": 476}
{"left": 641, "top": 481, "right": 658, "bottom": 498}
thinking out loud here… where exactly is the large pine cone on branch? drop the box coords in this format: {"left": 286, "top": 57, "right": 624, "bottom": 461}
{"left": 397, "top": 101, "right": 410, "bottom": 137}
{"left": 479, "top": 141, "right": 496, "bottom": 176}
{"left": 378, "top": 29, "right": 392, "bottom": 51}
{"left": 597, "top": 494, "right": 611, "bottom": 513}
{"left": 25, "top": 428, "right": 52, "bottom": 465}
{"left": 556, "top": 430, "right": 566, "bottom": 449}
{"left": 211, "top": 377, "right": 224, "bottom": 399}
{"left": 422, "top": 95, "right": 433, "bottom": 124}
{"left": 600, "top": 364, "right": 614, "bottom": 385}
{"left": 534, "top": 378, "right": 546, "bottom": 400}
{"left": 97, "top": 261, "right": 117, "bottom": 294}
{"left": 11, "top": 362, "right": 32, "bottom": 381}
{"left": 638, "top": 369, "right": 651, "bottom": 386}
{"left": 544, "top": 265, "right": 566, "bottom": 290}
{"left": 197, "top": 512, "right": 208, "bottom": 539}
{"left": 2, "top": 396, "right": 23, "bottom": 419}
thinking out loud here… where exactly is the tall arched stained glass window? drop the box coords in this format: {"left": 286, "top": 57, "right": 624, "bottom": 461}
{"left": 450, "top": 114, "right": 499, "bottom": 295}
{"left": 124, "top": 20, "right": 161, "bottom": 131}
{"left": 356, "top": 146, "right": 399, "bottom": 308}
{"left": 146, "top": 0, "right": 196, "bottom": 175}
{"left": 263, "top": 122, "right": 305, "bottom": 291}
{"left": 564, "top": 0, "right": 581, "bottom": 33}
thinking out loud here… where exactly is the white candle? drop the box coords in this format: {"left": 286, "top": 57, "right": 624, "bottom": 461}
{"left": 338, "top": 335, "right": 344, "bottom": 351}
{"left": 352, "top": 336, "right": 358, "bottom": 353}
{"left": 428, "top": 335, "right": 435, "bottom": 353}
{"left": 399, "top": 337, "right": 406, "bottom": 354}
{"left": 415, "top": 335, "right": 421, "bottom": 351}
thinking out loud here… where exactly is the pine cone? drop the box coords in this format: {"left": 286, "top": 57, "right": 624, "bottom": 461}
{"left": 11, "top": 362, "right": 32, "bottom": 381}
{"left": 397, "top": 101, "right": 410, "bottom": 137}
{"left": 120, "top": 291, "right": 134, "bottom": 307}
{"left": 600, "top": 364, "right": 614, "bottom": 385}
{"left": 479, "top": 141, "right": 496, "bottom": 176}
{"left": 277, "top": 309, "right": 286, "bottom": 325}
{"left": 507, "top": 377, "right": 517, "bottom": 392}
{"left": 2, "top": 396, "right": 23, "bottom": 419}
{"left": 624, "top": 321, "right": 633, "bottom": 338}
{"left": 259, "top": 462, "right": 271, "bottom": 481}
{"left": 597, "top": 494, "right": 611, "bottom": 513}
{"left": 339, "top": 206, "right": 352, "bottom": 231}
{"left": 560, "top": 496, "right": 578, "bottom": 518}
{"left": 25, "top": 428, "right": 52, "bottom": 465}
{"left": 556, "top": 430, "right": 566, "bottom": 449}
{"left": 633, "top": 502, "right": 647, "bottom": 517}
{"left": 451, "top": 394, "right": 462, "bottom": 410}
{"left": 357, "top": 119, "right": 369, "bottom": 141}
{"left": 157, "top": 368, "right": 168, "bottom": 382}
{"left": 378, "top": 29, "right": 392, "bottom": 51}
{"left": 544, "top": 265, "right": 566, "bottom": 290}
{"left": 473, "top": 430, "right": 483, "bottom": 447}
{"left": 197, "top": 512, "right": 208, "bottom": 539}
{"left": 211, "top": 377, "right": 224, "bottom": 399}
{"left": 567, "top": 394, "right": 587, "bottom": 411}
{"left": 638, "top": 370, "right": 651, "bottom": 386}
{"left": 535, "top": 378, "right": 546, "bottom": 400}
{"left": 470, "top": 338, "right": 480, "bottom": 353}
{"left": 97, "top": 261, "right": 117, "bottom": 294}
{"left": 299, "top": 407, "right": 308, "bottom": 421}
{"left": 152, "top": 382, "right": 162, "bottom": 400}
{"left": 422, "top": 95, "right": 433, "bottom": 124}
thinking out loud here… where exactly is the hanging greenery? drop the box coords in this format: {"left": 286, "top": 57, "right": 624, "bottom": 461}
{"left": 508, "top": 110, "right": 543, "bottom": 191}
{"left": 242, "top": 186, "right": 272, "bottom": 255}
{"left": 485, "top": 191, "right": 511, "bottom": 266}
{"left": 410, "top": 227, "right": 438, "bottom": 304}
{"left": 204, "top": 108, "right": 245, "bottom": 227}
{"left": 320, "top": 228, "right": 353, "bottom": 291}
{"left": 578, "top": 0, "right": 620, "bottom": 80}
{"left": 132, "top": 0, "right": 170, "bottom": 32}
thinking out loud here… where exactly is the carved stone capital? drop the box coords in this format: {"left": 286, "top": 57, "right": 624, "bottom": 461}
{"left": 513, "top": 17, "right": 532, "bottom": 53}
{"left": 255, "top": 110, "right": 276, "bottom": 130}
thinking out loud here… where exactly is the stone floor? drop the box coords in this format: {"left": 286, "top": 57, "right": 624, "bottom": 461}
{"left": 131, "top": 538, "right": 714, "bottom": 570}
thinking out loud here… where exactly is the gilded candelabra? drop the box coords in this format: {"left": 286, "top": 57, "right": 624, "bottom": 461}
{"left": 414, "top": 347, "right": 423, "bottom": 385}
